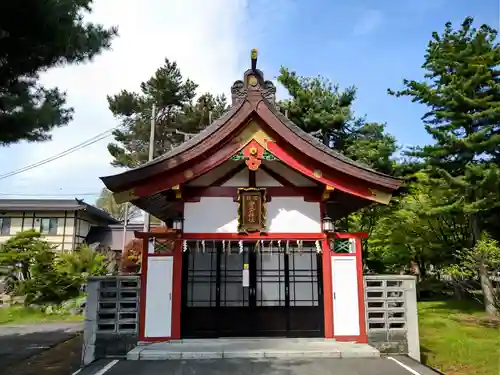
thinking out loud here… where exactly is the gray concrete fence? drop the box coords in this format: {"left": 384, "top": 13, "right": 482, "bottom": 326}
{"left": 82, "top": 276, "right": 140, "bottom": 365}
{"left": 82, "top": 274, "right": 420, "bottom": 364}
{"left": 364, "top": 275, "right": 420, "bottom": 361}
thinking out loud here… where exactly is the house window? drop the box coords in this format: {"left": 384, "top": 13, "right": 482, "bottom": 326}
{"left": 0, "top": 217, "right": 11, "bottom": 235}
{"left": 40, "top": 218, "right": 58, "bottom": 235}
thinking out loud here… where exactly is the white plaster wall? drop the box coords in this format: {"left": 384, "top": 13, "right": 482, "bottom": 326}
{"left": 186, "top": 158, "right": 318, "bottom": 188}
{"left": 267, "top": 198, "right": 321, "bottom": 233}
{"left": 256, "top": 169, "right": 282, "bottom": 186}
{"left": 184, "top": 197, "right": 321, "bottom": 233}
{"left": 188, "top": 160, "right": 239, "bottom": 186}
{"left": 184, "top": 197, "right": 239, "bottom": 233}
{"left": 266, "top": 162, "right": 317, "bottom": 186}
{"left": 222, "top": 169, "right": 248, "bottom": 187}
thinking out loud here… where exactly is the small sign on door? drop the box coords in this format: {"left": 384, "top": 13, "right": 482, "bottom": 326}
{"left": 242, "top": 264, "right": 249, "bottom": 287}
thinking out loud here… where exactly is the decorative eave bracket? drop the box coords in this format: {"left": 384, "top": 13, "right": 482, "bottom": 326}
{"left": 322, "top": 185, "right": 335, "bottom": 201}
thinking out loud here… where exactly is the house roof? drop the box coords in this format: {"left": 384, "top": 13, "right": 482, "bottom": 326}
{"left": 0, "top": 199, "right": 118, "bottom": 224}
{"left": 85, "top": 223, "right": 161, "bottom": 250}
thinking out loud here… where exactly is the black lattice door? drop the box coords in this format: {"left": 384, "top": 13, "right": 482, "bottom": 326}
{"left": 181, "top": 241, "right": 324, "bottom": 338}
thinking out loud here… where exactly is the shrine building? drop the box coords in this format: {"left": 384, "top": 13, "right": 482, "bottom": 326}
{"left": 100, "top": 50, "right": 403, "bottom": 343}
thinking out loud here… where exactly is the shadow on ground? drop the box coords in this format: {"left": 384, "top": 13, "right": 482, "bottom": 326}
{"left": 422, "top": 298, "right": 484, "bottom": 314}
{"left": 0, "top": 323, "right": 83, "bottom": 375}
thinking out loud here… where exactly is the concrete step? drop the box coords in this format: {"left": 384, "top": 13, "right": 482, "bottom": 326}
{"left": 127, "top": 339, "right": 380, "bottom": 360}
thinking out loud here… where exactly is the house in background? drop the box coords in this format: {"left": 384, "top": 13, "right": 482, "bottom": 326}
{"left": 0, "top": 199, "right": 118, "bottom": 251}
{"left": 86, "top": 223, "right": 162, "bottom": 273}
{"left": 86, "top": 223, "right": 161, "bottom": 251}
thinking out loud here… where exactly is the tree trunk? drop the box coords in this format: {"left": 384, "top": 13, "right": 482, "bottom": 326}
{"left": 469, "top": 214, "right": 497, "bottom": 315}
{"left": 418, "top": 259, "right": 427, "bottom": 280}
{"left": 22, "top": 263, "right": 30, "bottom": 280}
{"left": 470, "top": 213, "right": 480, "bottom": 247}
{"left": 479, "top": 262, "right": 498, "bottom": 316}
{"left": 453, "top": 281, "right": 465, "bottom": 300}
{"left": 322, "top": 131, "right": 329, "bottom": 147}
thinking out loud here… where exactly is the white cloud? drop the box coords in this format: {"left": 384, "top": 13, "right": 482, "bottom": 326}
{"left": 0, "top": 0, "right": 255, "bottom": 201}
{"left": 353, "top": 9, "right": 384, "bottom": 36}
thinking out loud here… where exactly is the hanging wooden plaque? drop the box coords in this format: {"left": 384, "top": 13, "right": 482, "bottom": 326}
{"left": 237, "top": 188, "right": 266, "bottom": 234}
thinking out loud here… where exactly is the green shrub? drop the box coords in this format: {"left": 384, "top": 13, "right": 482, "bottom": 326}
{"left": 0, "top": 231, "right": 109, "bottom": 305}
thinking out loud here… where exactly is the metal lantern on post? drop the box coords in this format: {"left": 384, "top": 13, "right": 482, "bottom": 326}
{"left": 172, "top": 214, "right": 184, "bottom": 232}
{"left": 321, "top": 215, "right": 335, "bottom": 233}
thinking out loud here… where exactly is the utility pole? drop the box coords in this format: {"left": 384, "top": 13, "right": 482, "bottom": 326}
{"left": 144, "top": 106, "right": 210, "bottom": 230}
{"left": 143, "top": 104, "right": 156, "bottom": 232}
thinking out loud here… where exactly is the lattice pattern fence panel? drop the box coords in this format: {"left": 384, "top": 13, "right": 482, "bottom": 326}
{"left": 83, "top": 276, "right": 141, "bottom": 365}
{"left": 364, "top": 276, "right": 411, "bottom": 355}
{"left": 332, "top": 238, "right": 356, "bottom": 253}
{"left": 96, "top": 277, "right": 140, "bottom": 334}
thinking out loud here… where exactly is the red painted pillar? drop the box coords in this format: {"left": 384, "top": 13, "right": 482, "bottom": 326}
{"left": 320, "top": 202, "right": 333, "bottom": 338}
{"left": 171, "top": 242, "right": 183, "bottom": 339}
{"left": 322, "top": 239, "right": 333, "bottom": 338}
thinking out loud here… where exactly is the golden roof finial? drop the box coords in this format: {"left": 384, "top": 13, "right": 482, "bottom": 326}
{"left": 251, "top": 48, "right": 258, "bottom": 71}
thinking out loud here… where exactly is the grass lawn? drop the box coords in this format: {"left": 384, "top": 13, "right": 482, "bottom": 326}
{"left": 419, "top": 299, "right": 500, "bottom": 375}
{"left": 0, "top": 305, "right": 83, "bottom": 325}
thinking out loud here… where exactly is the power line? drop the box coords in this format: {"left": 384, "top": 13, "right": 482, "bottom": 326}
{"left": 0, "top": 192, "right": 100, "bottom": 197}
{"left": 0, "top": 129, "right": 113, "bottom": 180}
{"left": 0, "top": 128, "right": 116, "bottom": 180}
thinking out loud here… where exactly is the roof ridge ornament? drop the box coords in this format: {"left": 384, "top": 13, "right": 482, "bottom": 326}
{"left": 251, "top": 48, "right": 258, "bottom": 71}
{"left": 230, "top": 49, "right": 277, "bottom": 105}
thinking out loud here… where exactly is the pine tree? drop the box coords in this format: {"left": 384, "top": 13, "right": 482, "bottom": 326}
{"left": 107, "top": 59, "right": 228, "bottom": 167}
{"left": 277, "top": 67, "right": 397, "bottom": 174}
{"left": 390, "top": 17, "right": 500, "bottom": 316}
{"left": 277, "top": 67, "right": 357, "bottom": 148}
{"left": 389, "top": 17, "right": 500, "bottom": 170}
{"left": 0, "top": 0, "right": 117, "bottom": 145}
{"left": 277, "top": 67, "right": 398, "bottom": 238}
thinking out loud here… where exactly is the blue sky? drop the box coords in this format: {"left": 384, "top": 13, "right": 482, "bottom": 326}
{"left": 250, "top": 0, "right": 499, "bottom": 150}
{"left": 0, "top": 0, "right": 497, "bottom": 202}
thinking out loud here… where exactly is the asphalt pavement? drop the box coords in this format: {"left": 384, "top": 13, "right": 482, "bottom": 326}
{"left": 0, "top": 322, "right": 83, "bottom": 369}
{"left": 78, "top": 357, "right": 442, "bottom": 375}
{"left": 0, "top": 322, "right": 442, "bottom": 375}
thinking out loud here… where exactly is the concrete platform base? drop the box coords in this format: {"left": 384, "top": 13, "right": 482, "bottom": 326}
{"left": 127, "top": 338, "right": 380, "bottom": 360}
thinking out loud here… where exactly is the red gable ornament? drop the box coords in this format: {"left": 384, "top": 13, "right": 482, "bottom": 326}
{"left": 243, "top": 140, "right": 265, "bottom": 171}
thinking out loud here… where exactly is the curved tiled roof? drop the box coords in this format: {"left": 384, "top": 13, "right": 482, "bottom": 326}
{"left": 101, "top": 68, "right": 402, "bottom": 192}
{"left": 135, "top": 100, "right": 245, "bottom": 169}
{"left": 264, "top": 99, "right": 384, "bottom": 176}
{"left": 100, "top": 100, "right": 246, "bottom": 190}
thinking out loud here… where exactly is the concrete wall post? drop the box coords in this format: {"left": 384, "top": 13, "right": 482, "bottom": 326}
{"left": 82, "top": 278, "right": 99, "bottom": 365}
{"left": 364, "top": 275, "right": 420, "bottom": 360}
{"left": 404, "top": 277, "right": 420, "bottom": 361}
